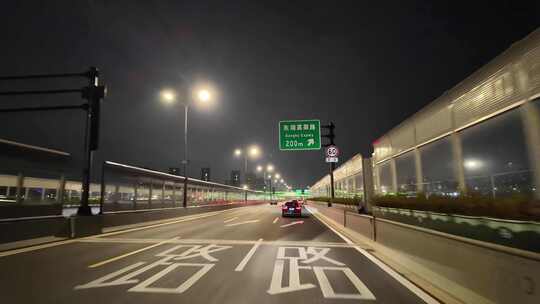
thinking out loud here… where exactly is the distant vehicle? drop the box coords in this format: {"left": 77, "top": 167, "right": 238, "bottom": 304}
{"left": 282, "top": 200, "right": 302, "bottom": 217}
{"left": 269, "top": 201, "right": 278, "bottom": 205}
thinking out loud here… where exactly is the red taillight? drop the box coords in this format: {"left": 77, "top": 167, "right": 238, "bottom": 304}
{"left": 282, "top": 206, "right": 288, "bottom": 210}
{"left": 295, "top": 207, "right": 301, "bottom": 210}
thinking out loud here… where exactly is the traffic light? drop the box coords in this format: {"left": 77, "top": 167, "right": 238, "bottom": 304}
{"left": 321, "top": 122, "right": 335, "bottom": 146}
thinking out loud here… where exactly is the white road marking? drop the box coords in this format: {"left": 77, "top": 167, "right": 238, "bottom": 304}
{"left": 306, "top": 206, "right": 440, "bottom": 304}
{"left": 313, "top": 266, "right": 376, "bottom": 300}
{"left": 225, "top": 219, "right": 260, "bottom": 227}
{"left": 272, "top": 217, "right": 279, "bottom": 224}
{"left": 0, "top": 239, "right": 76, "bottom": 258}
{"left": 280, "top": 220, "right": 304, "bottom": 228}
{"left": 234, "top": 238, "right": 263, "bottom": 272}
{"left": 88, "top": 237, "right": 179, "bottom": 268}
{"left": 223, "top": 216, "right": 238, "bottom": 223}
{"left": 78, "top": 237, "right": 358, "bottom": 248}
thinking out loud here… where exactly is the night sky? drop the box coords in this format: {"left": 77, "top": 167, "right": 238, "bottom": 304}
{"left": 0, "top": 1, "right": 538, "bottom": 188}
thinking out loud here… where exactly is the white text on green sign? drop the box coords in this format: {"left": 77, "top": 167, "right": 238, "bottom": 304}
{"left": 279, "top": 120, "right": 321, "bottom": 151}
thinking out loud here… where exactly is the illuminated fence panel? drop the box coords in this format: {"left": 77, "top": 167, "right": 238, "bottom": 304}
{"left": 460, "top": 107, "right": 533, "bottom": 198}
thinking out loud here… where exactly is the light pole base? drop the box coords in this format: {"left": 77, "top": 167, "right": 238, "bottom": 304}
{"left": 77, "top": 205, "right": 93, "bottom": 216}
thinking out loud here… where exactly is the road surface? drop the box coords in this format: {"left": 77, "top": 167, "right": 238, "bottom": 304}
{"left": 0, "top": 203, "right": 438, "bottom": 303}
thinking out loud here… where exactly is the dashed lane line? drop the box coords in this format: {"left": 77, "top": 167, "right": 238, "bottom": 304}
{"left": 272, "top": 217, "right": 279, "bottom": 224}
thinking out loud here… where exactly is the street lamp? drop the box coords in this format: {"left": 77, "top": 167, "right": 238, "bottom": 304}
{"left": 256, "top": 165, "right": 263, "bottom": 172}
{"left": 233, "top": 145, "right": 261, "bottom": 186}
{"left": 160, "top": 85, "right": 215, "bottom": 208}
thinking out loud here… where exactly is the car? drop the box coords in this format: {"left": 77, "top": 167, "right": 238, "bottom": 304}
{"left": 269, "top": 201, "right": 278, "bottom": 205}
{"left": 282, "top": 200, "right": 302, "bottom": 217}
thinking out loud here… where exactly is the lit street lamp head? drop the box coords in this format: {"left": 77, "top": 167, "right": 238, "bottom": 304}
{"left": 248, "top": 145, "right": 260, "bottom": 158}
{"left": 256, "top": 165, "right": 263, "bottom": 172}
{"left": 234, "top": 148, "right": 242, "bottom": 157}
{"left": 267, "top": 164, "right": 274, "bottom": 172}
{"left": 197, "top": 89, "right": 211, "bottom": 102}
{"left": 160, "top": 89, "right": 176, "bottom": 103}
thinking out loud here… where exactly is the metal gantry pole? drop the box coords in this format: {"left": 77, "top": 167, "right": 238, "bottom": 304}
{"left": 79, "top": 67, "right": 100, "bottom": 215}
{"left": 183, "top": 104, "right": 189, "bottom": 208}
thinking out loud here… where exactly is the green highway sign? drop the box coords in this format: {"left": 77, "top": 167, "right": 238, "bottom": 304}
{"left": 279, "top": 119, "right": 321, "bottom": 151}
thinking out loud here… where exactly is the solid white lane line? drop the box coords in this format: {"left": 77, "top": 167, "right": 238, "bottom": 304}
{"left": 223, "top": 216, "right": 238, "bottom": 223}
{"left": 272, "top": 217, "right": 279, "bottom": 224}
{"left": 88, "top": 237, "right": 179, "bottom": 268}
{"left": 0, "top": 239, "right": 76, "bottom": 258}
{"left": 307, "top": 206, "right": 440, "bottom": 304}
{"left": 234, "top": 238, "right": 263, "bottom": 272}
{"left": 280, "top": 220, "right": 304, "bottom": 228}
{"left": 225, "top": 220, "right": 260, "bottom": 227}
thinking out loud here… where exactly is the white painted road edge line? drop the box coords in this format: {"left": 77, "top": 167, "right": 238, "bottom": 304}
{"left": 272, "top": 217, "right": 279, "bottom": 224}
{"left": 306, "top": 206, "right": 440, "bottom": 304}
{"left": 235, "top": 238, "right": 263, "bottom": 272}
{"left": 223, "top": 216, "right": 238, "bottom": 223}
{"left": 88, "top": 237, "right": 180, "bottom": 268}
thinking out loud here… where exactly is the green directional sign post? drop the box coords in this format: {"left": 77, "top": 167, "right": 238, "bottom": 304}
{"left": 279, "top": 119, "right": 321, "bottom": 151}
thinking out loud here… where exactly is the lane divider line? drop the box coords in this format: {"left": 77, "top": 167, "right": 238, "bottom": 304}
{"left": 225, "top": 220, "right": 260, "bottom": 227}
{"left": 88, "top": 237, "right": 179, "bottom": 268}
{"left": 272, "top": 217, "right": 279, "bottom": 224}
{"left": 280, "top": 220, "right": 304, "bottom": 228}
{"left": 235, "top": 238, "right": 263, "bottom": 272}
{"left": 306, "top": 206, "right": 440, "bottom": 304}
{"left": 223, "top": 216, "right": 238, "bottom": 223}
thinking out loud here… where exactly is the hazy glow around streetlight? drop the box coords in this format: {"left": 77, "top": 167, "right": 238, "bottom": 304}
{"left": 242, "top": 184, "right": 248, "bottom": 190}
{"left": 275, "top": 173, "right": 281, "bottom": 179}
{"left": 280, "top": 179, "right": 284, "bottom": 183}
{"left": 256, "top": 165, "right": 263, "bottom": 172}
{"left": 234, "top": 148, "right": 242, "bottom": 157}
{"left": 160, "top": 89, "right": 176, "bottom": 103}
{"left": 248, "top": 145, "right": 260, "bottom": 158}
{"left": 464, "top": 159, "right": 483, "bottom": 170}
{"left": 197, "top": 89, "right": 211, "bottom": 102}
{"left": 267, "top": 164, "right": 274, "bottom": 172}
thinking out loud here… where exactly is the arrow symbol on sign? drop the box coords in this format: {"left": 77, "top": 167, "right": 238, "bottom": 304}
{"left": 307, "top": 139, "right": 315, "bottom": 146}
{"left": 280, "top": 221, "right": 304, "bottom": 228}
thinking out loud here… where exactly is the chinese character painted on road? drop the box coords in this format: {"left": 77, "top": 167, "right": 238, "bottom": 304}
{"left": 75, "top": 244, "right": 232, "bottom": 294}
{"left": 267, "top": 247, "right": 375, "bottom": 300}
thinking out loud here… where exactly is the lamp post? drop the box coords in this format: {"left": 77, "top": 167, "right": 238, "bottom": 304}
{"left": 233, "top": 145, "right": 260, "bottom": 189}
{"left": 160, "top": 86, "right": 213, "bottom": 208}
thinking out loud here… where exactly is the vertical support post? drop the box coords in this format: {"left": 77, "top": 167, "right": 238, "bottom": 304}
{"left": 390, "top": 158, "right": 398, "bottom": 194}
{"left": 162, "top": 181, "right": 166, "bottom": 205}
{"left": 79, "top": 67, "right": 100, "bottom": 216}
{"left": 99, "top": 163, "right": 105, "bottom": 214}
{"left": 451, "top": 132, "right": 467, "bottom": 194}
{"left": 15, "top": 173, "right": 24, "bottom": 204}
{"left": 362, "top": 157, "right": 374, "bottom": 213}
{"left": 172, "top": 184, "right": 176, "bottom": 205}
{"left": 133, "top": 181, "right": 138, "bottom": 210}
{"left": 521, "top": 101, "right": 540, "bottom": 199}
{"left": 329, "top": 162, "right": 335, "bottom": 207}
{"left": 57, "top": 174, "right": 65, "bottom": 205}
{"left": 148, "top": 182, "right": 153, "bottom": 208}
{"left": 414, "top": 148, "right": 423, "bottom": 193}
{"left": 183, "top": 104, "right": 189, "bottom": 208}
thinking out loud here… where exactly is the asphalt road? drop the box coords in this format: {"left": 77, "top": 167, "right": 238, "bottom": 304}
{"left": 0, "top": 203, "right": 438, "bottom": 303}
